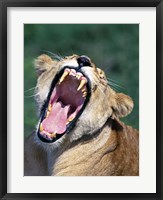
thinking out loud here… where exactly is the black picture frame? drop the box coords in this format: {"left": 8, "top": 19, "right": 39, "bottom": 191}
{"left": 0, "top": 0, "right": 162, "bottom": 199}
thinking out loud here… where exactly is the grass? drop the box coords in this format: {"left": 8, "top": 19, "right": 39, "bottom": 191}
{"left": 24, "top": 24, "right": 139, "bottom": 137}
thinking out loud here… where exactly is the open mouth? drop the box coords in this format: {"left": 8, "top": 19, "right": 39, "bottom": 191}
{"left": 38, "top": 67, "right": 90, "bottom": 143}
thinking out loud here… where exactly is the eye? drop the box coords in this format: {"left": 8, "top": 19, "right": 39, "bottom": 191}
{"left": 77, "top": 55, "right": 91, "bottom": 67}
{"left": 97, "top": 68, "right": 105, "bottom": 79}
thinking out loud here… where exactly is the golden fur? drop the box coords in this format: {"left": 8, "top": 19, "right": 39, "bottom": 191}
{"left": 24, "top": 54, "right": 139, "bottom": 176}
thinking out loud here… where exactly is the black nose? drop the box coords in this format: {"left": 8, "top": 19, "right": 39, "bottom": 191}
{"left": 77, "top": 55, "right": 91, "bottom": 67}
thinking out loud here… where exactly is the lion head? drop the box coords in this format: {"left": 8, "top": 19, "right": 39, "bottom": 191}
{"left": 34, "top": 54, "right": 133, "bottom": 145}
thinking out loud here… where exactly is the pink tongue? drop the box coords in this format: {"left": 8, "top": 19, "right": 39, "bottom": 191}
{"left": 42, "top": 102, "right": 70, "bottom": 134}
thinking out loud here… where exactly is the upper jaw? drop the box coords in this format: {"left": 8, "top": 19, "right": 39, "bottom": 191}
{"left": 61, "top": 59, "right": 79, "bottom": 69}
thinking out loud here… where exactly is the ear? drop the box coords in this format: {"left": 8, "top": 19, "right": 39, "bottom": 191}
{"left": 111, "top": 92, "right": 134, "bottom": 118}
{"left": 34, "top": 54, "right": 58, "bottom": 76}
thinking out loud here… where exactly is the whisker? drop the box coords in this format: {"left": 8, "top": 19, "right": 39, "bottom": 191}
{"left": 108, "top": 81, "right": 124, "bottom": 89}
{"left": 41, "top": 50, "right": 63, "bottom": 61}
{"left": 108, "top": 82, "right": 125, "bottom": 92}
{"left": 24, "top": 95, "right": 39, "bottom": 98}
{"left": 70, "top": 48, "right": 75, "bottom": 55}
{"left": 24, "top": 86, "right": 36, "bottom": 93}
{"left": 24, "top": 94, "right": 36, "bottom": 98}
{"left": 109, "top": 86, "right": 119, "bottom": 92}
{"left": 107, "top": 77, "right": 123, "bottom": 86}
{"left": 24, "top": 90, "right": 40, "bottom": 98}
{"left": 107, "top": 77, "right": 125, "bottom": 91}
{"left": 58, "top": 52, "right": 64, "bottom": 59}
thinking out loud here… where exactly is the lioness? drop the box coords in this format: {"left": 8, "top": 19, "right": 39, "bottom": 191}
{"left": 25, "top": 54, "right": 139, "bottom": 176}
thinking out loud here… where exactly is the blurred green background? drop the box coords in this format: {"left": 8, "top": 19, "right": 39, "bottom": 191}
{"left": 24, "top": 24, "right": 139, "bottom": 138}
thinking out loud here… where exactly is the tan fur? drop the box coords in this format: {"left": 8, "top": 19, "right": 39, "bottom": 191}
{"left": 25, "top": 54, "right": 139, "bottom": 176}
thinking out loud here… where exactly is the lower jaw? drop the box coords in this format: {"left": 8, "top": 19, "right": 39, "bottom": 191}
{"left": 37, "top": 114, "right": 79, "bottom": 143}
{"left": 38, "top": 130, "right": 64, "bottom": 143}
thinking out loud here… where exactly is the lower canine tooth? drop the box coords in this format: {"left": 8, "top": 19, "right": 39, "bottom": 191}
{"left": 40, "top": 123, "right": 43, "bottom": 132}
{"left": 66, "top": 117, "right": 74, "bottom": 125}
{"left": 68, "top": 116, "right": 74, "bottom": 122}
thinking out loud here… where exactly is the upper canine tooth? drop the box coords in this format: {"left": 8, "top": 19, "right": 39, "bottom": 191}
{"left": 77, "top": 78, "right": 87, "bottom": 91}
{"left": 59, "top": 69, "right": 69, "bottom": 84}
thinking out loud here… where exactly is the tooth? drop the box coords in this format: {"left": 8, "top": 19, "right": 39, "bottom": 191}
{"left": 69, "top": 69, "right": 76, "bottom": 76}
{"left": 76, "top": 72, "right": 82, "bottom": 80}
{"left": 46, "top": 111, "right": 50, "bottom": 118}
{"left": 51, "top": 132, "right": 56, "bottom": 138}
{"left": 40, "top": 123, "right": 44, "bottom": 132}
{"left": 68, "top": 116, "right": 74, "bottom": 122}
{"left": 77, "top": 78, "right": 87, "bottom": 91}
{"left": 83, "top": 91, "right": 87, "bottom": 97}
{"left": 82, "top": 87, "right": 86, "bottom": 93}
{"left": 59, "top": 69, "right": 69, "bottom": 84}
{"left": 48, "top": 104, "right": 52, "bottom": 111}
